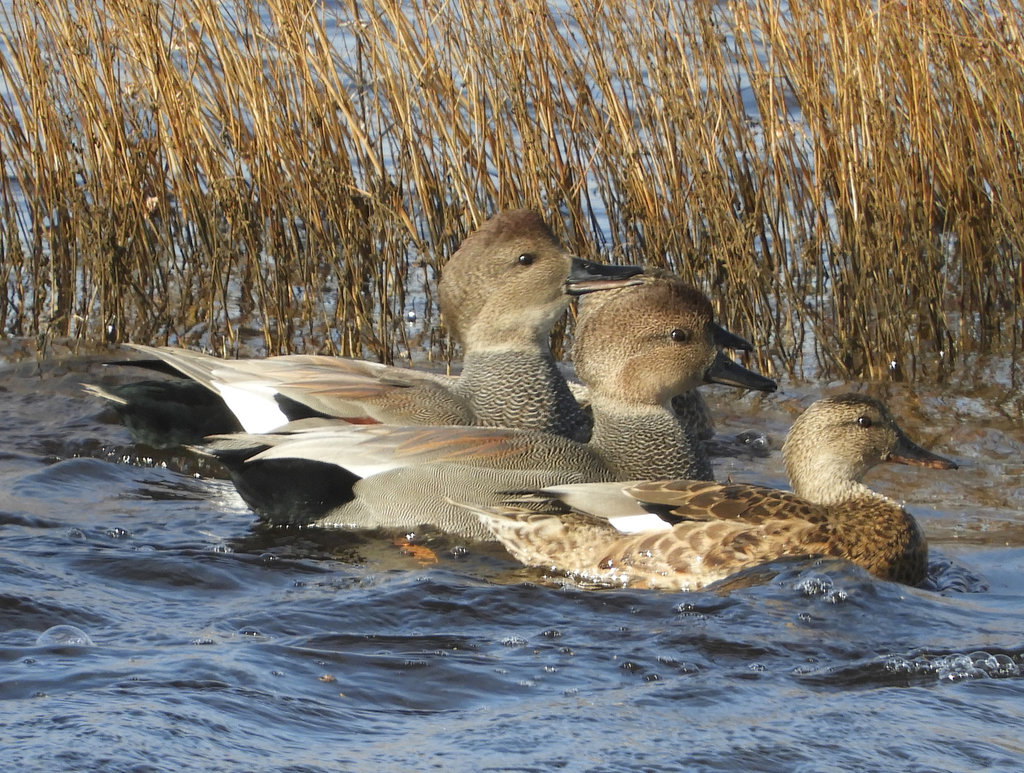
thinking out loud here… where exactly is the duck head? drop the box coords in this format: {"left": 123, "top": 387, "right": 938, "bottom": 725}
{"left": 574, "top": 276, "right": 775, "bottom": 408}
{"left": 783, "top": 393, "right": 957, "bottom": 505}
{"left": 438, "top": 210, "right": 641, "bottom": 352}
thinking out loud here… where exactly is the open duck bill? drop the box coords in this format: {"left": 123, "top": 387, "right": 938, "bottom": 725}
{"left": 703, "top": 351, "right": 778, "bottom": 393}
{"left": 564, "top": 257, "right": 644, "bottom": 295}
{"left": 886, "top": 433, "right": 958, "bottom": 470}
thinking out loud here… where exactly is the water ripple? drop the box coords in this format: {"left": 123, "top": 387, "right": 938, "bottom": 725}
{"left": 3, "top": 351, "right": 1024, "bottom": 771}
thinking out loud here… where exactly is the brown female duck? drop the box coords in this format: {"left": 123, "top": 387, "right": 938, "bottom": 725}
{"left": 462, "top": 394, "right": 957, "bottom": 587}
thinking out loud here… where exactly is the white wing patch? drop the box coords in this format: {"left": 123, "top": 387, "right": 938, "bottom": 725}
{"left": 607, "top": 513, "right": 673, "bottom": 534}
{"left": 214, "top": 381, "right": 290, "bottom": 433}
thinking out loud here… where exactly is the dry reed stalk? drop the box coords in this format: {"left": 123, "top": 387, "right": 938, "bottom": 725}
{"left": 0, "top": 0, "right": 1019, "bottom": 385}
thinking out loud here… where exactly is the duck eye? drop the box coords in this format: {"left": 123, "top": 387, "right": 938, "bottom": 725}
{"left": 856, "top": 415, "right": 873, "bottom": 428}
{"left": 517, "top": 253, "right": 535, "bottom": 266}
{"left": 670, "top": 328, "right": 690, "bottom": 343}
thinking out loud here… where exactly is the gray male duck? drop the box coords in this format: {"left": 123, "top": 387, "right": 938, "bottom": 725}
{"left": 199, "top": 277, "right": 776, "bottom": 539}
{"left": 87, "top": 209, "right": 642, "bottom": 444}
{"left": 460, "top": 394, "right": 956, "bottom": 587}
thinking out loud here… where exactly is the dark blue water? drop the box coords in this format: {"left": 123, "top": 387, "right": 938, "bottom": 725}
{"left": 2, "top": 344, "right": 1023, "bottom": 772}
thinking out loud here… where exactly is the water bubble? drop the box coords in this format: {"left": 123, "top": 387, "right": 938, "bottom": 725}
{"left": 884, "top": 656, "right": 914, "bottom": 674}
{"left": 501, "top": 635, "right": 528, "bottom": 648}
{"left": 985, "top": 653, "right": 1021, "bottom": 678}
{"left": 65, "top": 528, "right": 86, "bottom": 540}
{"left": 794, "top": 574, "right": 846, "bottom": 603}
{"left": 406, "top": 310, "right": 417, "bottom": 324}
{"left": 884, "top": 650, "right": 1023, "bottom": 681}
{"left": 795, "top": 575, "right": 833, "bottom": 596}
{"left": 105, "top": 527, "right": 129, "bottom": 539}
{"left": 967, "top": 651, "right": 1021, "bottom": 678}
{"left": 36, "top": 625, "right": 94, "bottom": 647}
{"left": 935, "top": 654, "right": 981, "bottom": 681}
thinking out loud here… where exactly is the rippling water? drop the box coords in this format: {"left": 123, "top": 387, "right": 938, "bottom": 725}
{"left": 2, "top": 344, "right": 1023, "bottom": 772}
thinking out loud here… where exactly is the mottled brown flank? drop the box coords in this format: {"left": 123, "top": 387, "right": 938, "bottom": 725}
{"left": 476, "top": 394, "right": 944, "bottom": 589}
{"left": 496, "top": 494, "right": 926, "bottom": 587}
{"left": 595, "top": 483, "right": 927, "bottom": 586}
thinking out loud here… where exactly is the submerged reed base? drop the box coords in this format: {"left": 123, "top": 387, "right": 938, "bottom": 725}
{"left": 0, "top": 0, "right": 1021, "bottom": 385}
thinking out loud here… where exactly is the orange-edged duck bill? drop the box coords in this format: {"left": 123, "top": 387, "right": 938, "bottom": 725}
{"left": 703, "top": 351, "right": 778, "bottom": 393}
{"left": 564, "top": 257, "right": 644, "bottom": 295}
{"left": 887, "top": 432, "right": 958, "bottom": 470}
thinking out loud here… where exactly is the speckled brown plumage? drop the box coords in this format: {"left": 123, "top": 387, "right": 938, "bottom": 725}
{"left": 467, "top": 394, "right": 956, "bottom": 587}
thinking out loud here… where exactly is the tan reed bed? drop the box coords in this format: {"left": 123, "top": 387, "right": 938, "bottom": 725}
{"left": 0, "top": 0, "right": 1020, "bottom": 384}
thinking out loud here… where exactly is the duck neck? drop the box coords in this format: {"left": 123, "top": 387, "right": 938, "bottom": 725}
{"left": 588, "top": 397, "right": 713, "bottom": 481}
{"left": 787, "top": 459, "right": 880, "bottom": 508}
{"left": 453, "top": 349, "right": 590, "bottom": 442}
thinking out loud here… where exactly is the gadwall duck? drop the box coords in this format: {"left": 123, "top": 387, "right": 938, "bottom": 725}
{"left": 199, "top": 277, "right": 777, "bottom": 539}
{"left": 569, "top": 269, "right": 767, "bottom": 453}
{"left": 459, "top": 394, "right": 956, "bottom": 587}
{"left": 87, "top": 210, "right": 642, "bottom": 444}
